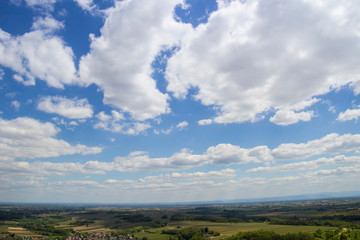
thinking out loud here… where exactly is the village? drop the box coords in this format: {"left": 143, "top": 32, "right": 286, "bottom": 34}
{"left": 0, "top": 232, "right": 139, "bottom": 240}
{"left": 66, "top": 232, "right": 138, "bottom": 240}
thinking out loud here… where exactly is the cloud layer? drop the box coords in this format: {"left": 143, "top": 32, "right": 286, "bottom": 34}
{"left": 0, "top": 17, "right": 76, "bottom": 88}
{"left": 166, "top": 0, "right": 360, "bottom": 124}
{"left": 0, "top": 117, "right": 102, "bottom": 162}
{"left": 78, "top": 0, "right": 191, "bottom": 121}
{"left": 37, "top": 96, "right": 93, "bottom": 119}
{"left": 2, "top": 132, "right": 359, "bottom": 174}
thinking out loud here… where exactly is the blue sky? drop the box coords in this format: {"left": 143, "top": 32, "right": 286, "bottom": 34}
{"left": 0, "top": 0, "right": 360, "bottom": 203}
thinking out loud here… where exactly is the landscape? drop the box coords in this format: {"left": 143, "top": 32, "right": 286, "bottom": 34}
{"left": 1, "top": 197, "right": 360, "bottom": 239}
{"left": 1, "top": 0, "right": 360, "bottom": 239}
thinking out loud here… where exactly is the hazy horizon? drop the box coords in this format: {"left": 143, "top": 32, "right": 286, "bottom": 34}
{"left": 1, "top": 0, "right": 360, "bottom": 203}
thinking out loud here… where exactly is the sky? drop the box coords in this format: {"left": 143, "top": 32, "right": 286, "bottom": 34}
{"left": 0, "top": 0, "right": 360, "bottom": 204}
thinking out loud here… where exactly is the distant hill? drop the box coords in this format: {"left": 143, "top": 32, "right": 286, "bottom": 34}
{"left": 1, "top": 191, "right": 360, "bottom": 207}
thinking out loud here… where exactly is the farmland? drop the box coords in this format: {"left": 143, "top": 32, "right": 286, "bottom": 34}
{"left": 0, "top": 197, "right": 360, "bottom": 239}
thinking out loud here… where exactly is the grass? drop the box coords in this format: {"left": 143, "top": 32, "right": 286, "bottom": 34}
{"left": 57, "top": 220, "right": 339, "bottom": 239}
{"left": 134, "top": 230, "right": 171, "bottom": 240}
{"left": 165, "top": 221, "right": 338, "bottom": 239}
{"left": 0, "top": 225, "right": 7, "bottom": 231}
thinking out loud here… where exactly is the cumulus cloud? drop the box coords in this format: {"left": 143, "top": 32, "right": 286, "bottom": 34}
{"left": 2, "top": 131, "right": 359, "bottom": 177}
{"left": 0, "top": 117, "right": 102, "bottom": 162}
{"left": 198, "top": 119, "right": 213, "bottom": 125}
{"left": 337, "top": 107, "right": 360, "bottom": 121}
{"left": 37, "top": 96, "right": 93, "bottom": 119}
{"left": 4, "top": 144, "right": 267, "bottom": 174}
{"left": 313, "top": 164, "right": 360, "bottom": 176}
{"left": 205, "top": 144, "right": 272, "bottom": 165}
{"left": 74, "top": 0, "right": 95, "bottom": 12}
{"left": 0, "top": 68, "right": 4, "bottom": 80}
{"left": 166, "top": 0, "right": 360, "bottom": 124}
{"left": 31, "top": 16, "right": 64, "bottom": 31}
{"left": 25, "top": 0, "right": 56, "bottom": 6}
{"left": 139, "top": 168, "right": 236, "bottom": 183}
{"left": 50, "top": 180, "right": 106, "bottom": 188}
{"left": 104, "top": 176, "right": 224, "bottom": 192}
{"left": 24, "top": 0, "right": 57, "bottom": 11}
{"left": 94, "top": 144, "right": 271, "bottom": 172}
{"left": 94, "top": 111, "right": 151, "bottom": 135}
{"left": 110, "top": 133, "right": 360, "bottom": 171}
{"left": 271, "top": 133, "right": 360, "bottom": 160}
{"left": 270, "top": 98, "right": 320, "bottom": 125}
{"left": 0, "top": 17, "right": 76, "bottom": 88}
{"left": 270, "top": 109, "right": 314, "bottom": 125}
{"left": 78, "top": 0, "right": 191, "bottom": 121}
{"left": 11, "top": 100, "right": 20, "bottom": 110}
{"left": 176, "top": 121, "right": 188, "bottom": 130}
{"left": 103, "top": 169, "right": 235, "bottom": 195}
{"left": 248, "top": 155, "right": 360, "bottom": 173}
{"left": 154, "top": 128, "right": 173, "bottom": 135}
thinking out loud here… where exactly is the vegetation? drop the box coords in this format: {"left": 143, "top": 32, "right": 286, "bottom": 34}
{"left": 0, "top": 198, "right": 359, "bottom": 239}
{"left": 227, "top": 228, "right": 360, "bottom": 240}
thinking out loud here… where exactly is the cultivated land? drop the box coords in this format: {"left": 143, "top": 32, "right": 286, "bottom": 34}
{"left": 0, "top": 197, "right": 360, "bottom": 239}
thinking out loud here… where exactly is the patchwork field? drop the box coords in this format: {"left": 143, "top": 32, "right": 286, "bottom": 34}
{"left": 7, "top": 226, "right": 43, "bottom": 237}
{"left": 0, "top": 198, "right": 359, "bottom": 239}
{"left": 130, "top": 221, "right": 338, "bottom": 240}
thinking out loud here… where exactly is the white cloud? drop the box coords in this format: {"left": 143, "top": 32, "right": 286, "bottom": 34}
{"left": 104, "top": 177, "right": 223, "bottom": 192}
{"left": 205, "top": 144, "right": 272, "bottom": 165}
{"left": 25, "top": 0, "right": 56, "bottom": 6}
{"left": 12, "top": 74, "right": 32, "bottom": 85}
{"left": 51, "top": 117, "right": 79, "bottom": 130}
{"left": 0, "top": 68, "right": 4, "bottom": 80}
{"left": 270, "top": 98, "right": 319, "bottom": 125}
{"left": 154, "top": 122, "right": 188, "bottom": 135}
{"left": 47, "top": 180, "right": 108, "bottom": 193}
{"left": 103, "top": 169, "right": 235, "bottom": 194}
{"left": 1, "top": 161, "right": 359, "bottom": 203}
{"left": 198, "top": 119, "right": 213, "bottom": 125}
{"left": 94, "top": 111, "right": 151, "bottom": 135}
{"left": 139, "top": 168, "right": 236, "bottom": 183}
{"left": 0, "top": 161, "right": 105, "bottom": 176}
{"left": 166, "top": 0, "right": 360, "bottom": 124}
{"left": 176, "top": 121, "right": 188, "bottom": 130}
{"left": 111, "top": 133, "right": 360, "bottom": 171}
{"left": 105, "top": 179, "right": 137, "bottom": 184}
{"left": 24, "top": 0, "right": 57, "bottom": 11}
{"left": 37, "top": 96, "right": 93, "bottom": 119}
{"left": 31, "top": 16, "right": 64, "bottom": 31}
{"left": 11, "top": 100, "right": 20, "bottom": 110}
{"left": 272, "top": 133, "right": 360, "bottom": 160}
{"left": 69, "top": 121, "right": 78, "bottom": 126}
{"left": 74, "top": 0, "right": 95, "bottom": 11}
{"left": 0, "top": 17, "right": 76, "bottom": 88}
{"left": 100, "top": 144, "right": 271, "bottom": 172}
{"left": 2, "top": 132, "right": 360, "bottom": 182}
{"left": 0, "top": 117, "right": 102, "bottom": 162}
{"left": 248, "top": 155, "right": 360, "bottom": 173}
{"left": 270, "top": 109, "right": 314, "bottom": 125}
{"left": 1, "top": 117, "right": 359, "bottom": 174}
{"left": 313, "top": 164, "right": 360, "bottom": 176}
{"left": 154, "top": 128, "right": 173, "bottom": 135}
{"left": 78, "top": 0, "right": 191, "bottom": 121}
{"left": 337, "top": 107, "right": 360, "bottom": 121}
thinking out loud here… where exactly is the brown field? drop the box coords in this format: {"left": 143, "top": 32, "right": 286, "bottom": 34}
{"left": 86, "top": 228, "right": 113, "bottom": 233}
{"left": 7, "top": 227, "right": 43, "bottom": 237}
{"left": 72, "top": 224, "right": 104, "bottom": 231}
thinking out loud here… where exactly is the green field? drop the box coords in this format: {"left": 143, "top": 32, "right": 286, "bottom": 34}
{"left": 132, "top": 221, "right": 338, "bottom": 240}
{"left": 1, "top": 198, "right": 359, "bottom": 239}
